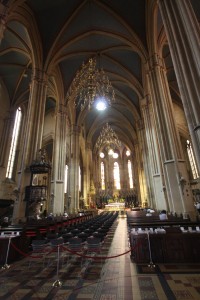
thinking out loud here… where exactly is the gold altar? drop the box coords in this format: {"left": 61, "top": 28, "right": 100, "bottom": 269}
{"left": 104, "top": 202, "right": 125, "bottom": 211}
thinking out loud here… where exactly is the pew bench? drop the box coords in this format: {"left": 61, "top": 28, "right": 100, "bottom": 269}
{"left": 129, "top": 227, "right": 200, "bottom": 263}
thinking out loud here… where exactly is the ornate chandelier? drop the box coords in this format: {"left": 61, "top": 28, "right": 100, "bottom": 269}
{"left": 67, "top": 57, "right": 115, "bottom": 111}
{"left": 95, "top": 123, "right": 121, "bottom": 151}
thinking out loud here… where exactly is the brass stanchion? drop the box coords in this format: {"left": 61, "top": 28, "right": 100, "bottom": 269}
{"left": 52, "top": 244, "right": 62, "bottom": 287}
{"left": 2, "top": 236, "right": 12, "bottom": 270}
{"left": 146, "top": 232, "right": 155, "bottom": 268}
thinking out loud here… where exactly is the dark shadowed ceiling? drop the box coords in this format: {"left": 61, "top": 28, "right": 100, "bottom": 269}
{"left": 0, "top": 0, "right": 199, "bottom": 152}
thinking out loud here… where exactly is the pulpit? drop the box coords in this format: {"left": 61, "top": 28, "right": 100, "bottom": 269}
{"left": 24, "top": 149, "right": 51, "bottom": 218}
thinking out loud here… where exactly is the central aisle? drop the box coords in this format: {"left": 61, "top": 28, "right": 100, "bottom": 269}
{"left": 90, "top": 215, "right": 169, "bottom": 300}
{"left": 92, "top": 216, "right": 134, "bottom": 299}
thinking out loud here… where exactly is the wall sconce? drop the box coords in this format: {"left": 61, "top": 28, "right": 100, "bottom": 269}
{"left": 40, "top": 202, "right": 43, "bottom": 211}
{"left": 179, "top": 176, "right": 186, "bottom": 184}
{"left": 50, "top": 192, "right": 54, "bottom": 211}
{"left": 68, "top": 195, "right": 71, "bottom": 210}
{"left": 179, "top": 174, "right": 186, "bottom": 191}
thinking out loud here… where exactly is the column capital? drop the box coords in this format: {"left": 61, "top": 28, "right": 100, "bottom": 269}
{"left": 57, "top": 104, "right": 67, "bottom": 115}
{"left": 136, "top": 119, "right": 144, "bottom": 131}
{"left": 56, "top": 104, "right": 70, "bottom": 128}
{"left": 147, "top": 53, "right": 165, "bottom": 71}
{"left": 0, "top": 2, "right": 8, "bottom": 42}
{"left": 140, "top": 94, "right": 152, "bottom": 109}
{"left": 32, "top": 68, "right": 48, "bottom": 85}
{"left": 0, "top": 2, "right": 8, "bottom": 19}
{"left": 86, "top": 142, "right": 92, "bottom": 150}
{"left": 70, "top": 124, "right": 81, "bottom": 135}
{"left": 133, "top": 138, "right": 139, "bottom": 146}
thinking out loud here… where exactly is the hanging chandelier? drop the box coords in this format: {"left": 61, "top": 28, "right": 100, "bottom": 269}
{"left": 67, "top": 57, "right": 115, "bottom": 111}
{"left": 95, "top": 123, "right": 121, "bottom": 151}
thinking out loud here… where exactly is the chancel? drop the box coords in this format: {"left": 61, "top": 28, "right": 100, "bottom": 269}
{"left": 0, "top": 0, "right": 200, "bottom": 299}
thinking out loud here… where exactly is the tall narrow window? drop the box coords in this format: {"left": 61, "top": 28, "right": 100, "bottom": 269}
{"left": 79, "top": 166, "right": 81, "bottom": 191}
{"left": 128, "top": 160, "right": 133, "bottom": 188}
{"left": 6, "top": 107, "right": 22, "bottom": 179}
{"left": 113, "top": 162, "right": 120, "bottom": 189}
{"left": 187, "top": 140, "right": 199, "bottom": 179}
{"left": 101, "top": 162, "right": 105, "bottom": 190}
{"left": 64, "top": 165, "right": 68, "bottom": 193}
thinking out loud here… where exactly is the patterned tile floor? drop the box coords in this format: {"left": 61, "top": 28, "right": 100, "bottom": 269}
{"left": 0, "top": 217, "right": 200, "bottom": 299}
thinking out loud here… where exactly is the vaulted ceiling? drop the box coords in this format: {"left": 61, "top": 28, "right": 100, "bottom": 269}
{"left": 0, "top": 0, "right": 199, "bottom": 152}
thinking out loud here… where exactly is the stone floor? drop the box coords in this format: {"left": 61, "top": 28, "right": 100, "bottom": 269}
{"left": 0, "top": 217, "right": 200, "bottom": 299}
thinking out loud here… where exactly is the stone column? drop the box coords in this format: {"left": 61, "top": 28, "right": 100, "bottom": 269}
{"left": 51, "top": 104, "right": 68, "bottom": 215}
{"left": 158, "top": 0, "right": 200, "bottom": 172}
{"left": 140, "top": 95, "right": 167, "bottom": 210}
{"left": 147, "top": 53, "right": 194, "bottom": 217}
{"left": 0, "top": 112, "right": 13, "bottom": 168}
{"left": 17, "top": 69, "right": 48, "bottom": 220}
{"left": 131, "top": 147, "right": 138, "bottom": 199}
{"left": 22, "top": 69, "right": 48, "bottom": 167}
{"left": 107, "top": 155, "right": 114, "bottom": 197}
{"left": 85, "top": 142, "right": 92, "bottom": 207}
{"left": 121, "top": 156, "right": 128, "bottom": 197}
{"left": 68, "top": 125, "right": 81, "bottom": 212}
{"left": 0, "top": 2, "right": 7, "bottom": 44}
{"left": 136, "top": 119, "right": 150, "bottom": 207}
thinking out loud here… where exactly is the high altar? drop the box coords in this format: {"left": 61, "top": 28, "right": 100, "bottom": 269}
{"left": 104, "top": 198, "right": 125, "bottom": 211}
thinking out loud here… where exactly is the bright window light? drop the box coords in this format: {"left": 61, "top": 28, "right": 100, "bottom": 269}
{"left": 128, "top": 160, "right": 133, "bottom": 188}
{"left": 108, "top": 149, "right": 114, "bottom": 155}
{"left": 95, "top": 97, "right": 107, "bottom": 111}
{"left": 100, "top": 152, "right": 105, "bottom": 158}
{"left": 64, "top": 165, "right": 68, "bottom": 193}
{"left": 187, "top": 140, "right": 199, "bottom": 179}
{"left": 6, "top": 107, "right": 22, "bottom": 179}
{"left": 101, "top": 162, "right": 105, "bottom": 190}
{"left": 113, "top": 162, "right": 121, "bottom": 189}
{"left": 113, "top": 153, "right": 118, "bottom": 159}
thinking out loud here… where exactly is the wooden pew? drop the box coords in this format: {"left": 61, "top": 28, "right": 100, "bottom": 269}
{"left": 127, "top": 210, "right": 200, "bottom": 263}
{"left": 129, "top": 228, "right": 200, "bottom": 263}
{"left": 126, "top": 211, "right": 192, "bottom": 229}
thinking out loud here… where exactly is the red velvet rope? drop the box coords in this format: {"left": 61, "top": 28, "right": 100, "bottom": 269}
{"left": 10, "top": 241, "right": 55, "bottom": 258}
{"left": 61, "top": 244, "right": 133, "bottom": 259}
{"left": 10, "top": 240, "right": 136, "bottom": 260}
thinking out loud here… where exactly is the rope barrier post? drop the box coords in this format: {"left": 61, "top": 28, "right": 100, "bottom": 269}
{"left": 52, "top": 244, "right": 62, "bottom": 287}
{"left": 2, "top": 236, "right": 12, "bottom": 270}
{"left": 146, "top": 232, "right": 155, "bottom": 268}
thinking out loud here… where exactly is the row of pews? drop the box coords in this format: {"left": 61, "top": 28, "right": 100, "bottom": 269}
{"left": 0, "top": 212, "right": 94, "bottom": 265}
{"left": 127, "top": 210, "right": 200, "bottom": 263}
